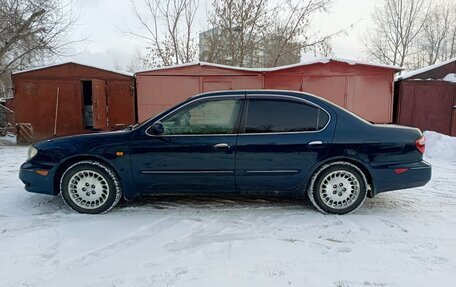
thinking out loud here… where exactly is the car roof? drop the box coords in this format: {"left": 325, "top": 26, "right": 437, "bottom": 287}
{"left": 189, "top": 89, "right": 333, "bottom": 108}
{"left": 190, "top": 89, "right": 372, "bottom": 125}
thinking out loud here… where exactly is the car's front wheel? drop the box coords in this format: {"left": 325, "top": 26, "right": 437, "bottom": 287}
{"left": 60, "top": 160, "right": 122, "bottom": 214}
{"left": 308, "top": 162, "right": 367, "bottom": 214}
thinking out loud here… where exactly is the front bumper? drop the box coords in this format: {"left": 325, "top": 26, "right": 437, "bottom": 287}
{"left": 372, "top": 160, "right": 432, "bottom": 194}
{"left": 19, "top": 161, "right": 58, "bottom": 195}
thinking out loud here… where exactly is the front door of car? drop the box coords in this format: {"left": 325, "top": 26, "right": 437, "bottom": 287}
{"left": 235, "top": 95, "right": 334, "bottom": 195}
{"left": 129, "top": 95, "right": 243, "bottom": 193}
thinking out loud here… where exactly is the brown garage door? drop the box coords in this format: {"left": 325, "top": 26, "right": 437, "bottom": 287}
{"left": 396, "top": 81, "right": 456, "bottom": 136}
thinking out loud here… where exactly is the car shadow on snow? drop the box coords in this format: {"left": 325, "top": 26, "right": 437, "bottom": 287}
{"left": 116, "top": 192, "right": 418, "bottom": 216}
{"left": 14, "top": 191, "right": 415, "bottom": 216}
{"left": 118, "top": 195, "right": 313, "bottom": 212}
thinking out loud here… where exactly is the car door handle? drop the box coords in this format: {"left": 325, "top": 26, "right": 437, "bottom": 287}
{"left": 214, "top": 143, "right": 230, "bottom": 149}
{"left": 308, "top": 141, "right": 323, "bottom": 146}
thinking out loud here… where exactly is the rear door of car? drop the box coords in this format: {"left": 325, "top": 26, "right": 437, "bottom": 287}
{"left": 235, "top": 94, "right": 334, "bottom": 195}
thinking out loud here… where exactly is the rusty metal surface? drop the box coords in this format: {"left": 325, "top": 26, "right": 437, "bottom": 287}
{"left": 10, "top": 63, "right": 135, "bottom": 141}
{"left": 106, "top": 81, "right": 135, "bottom": 128}
{"left": 10, "top": 79, "right": 83, "bottom": 140}
{"left": 14, "top": 63, "right": 132, "bottom": 80}
{"left": 92, "top": 79, "right": 107, "bottom": 130}
{"left": 396, "top": 81, "right": 456, "bottom": 136}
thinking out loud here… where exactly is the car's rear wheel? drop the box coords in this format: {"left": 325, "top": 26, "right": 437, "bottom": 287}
{"left": 60, "top": 160, "right": 122, "bottom": 214}
{"left": 308, "top": 162, "right": 367, "bottom": 214}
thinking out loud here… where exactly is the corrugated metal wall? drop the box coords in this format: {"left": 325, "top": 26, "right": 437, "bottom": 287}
{"left": 264, "top": 62, "right": 394, "bottom": 123}
{"left": 136, "top": 65, "right": 264, "bottom": 121}
{"left": 396, "top": 81, "right": 456, "bottom": 136}
{"left": 136, "top": 61, "right": 397, "bottom": 123}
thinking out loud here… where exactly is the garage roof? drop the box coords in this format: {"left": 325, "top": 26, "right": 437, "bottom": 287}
{"left": 12, "top": 61, "right": 134, "bottom": 77}
{"left": 396, "top": 58, "right": 456, "bottom": 81}
{"left": 136, "top": 57, "right": 403, "bottom": 74}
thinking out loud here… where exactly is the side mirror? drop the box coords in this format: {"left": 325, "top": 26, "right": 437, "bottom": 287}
{"left": 149, "top": 122, "right": 164, "bottom": 135}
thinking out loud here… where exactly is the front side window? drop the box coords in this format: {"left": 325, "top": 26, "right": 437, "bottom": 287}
{"left": 161, "top": 98, "right": 241, "bottom": 135}
{"left": 244, "top": 98, "right": 329, "bottom": 133}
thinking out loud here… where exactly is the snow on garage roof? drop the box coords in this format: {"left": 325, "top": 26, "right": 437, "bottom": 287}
{"left": 258, "top": 57, "right": 404, "bottom": 72}
{"left": 135, "top": 61, "right": 260, "bottom": 73}
{"left": 443, "top": 73, "right": 456, "bottom": 83}
{"left": 136, "top": 57, "right": 403, "bottom": 74}
{"left": 395, "top": 57, "right": 456, "bottom": 81}
{"left": 12, "top": 61, "right": 134, "bottom": 77}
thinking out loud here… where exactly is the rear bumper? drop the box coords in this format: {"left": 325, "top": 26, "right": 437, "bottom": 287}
{"left": 372, "top": 160, "right": 432, "bottom": 194}
{"left": 19, "top": 161, "right": 57, "bottom": 195}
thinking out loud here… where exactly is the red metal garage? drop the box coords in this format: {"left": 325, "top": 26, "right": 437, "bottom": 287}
{"left": 135, "top": 63, "right": 263, "bottom": 121}
{"left": 136, "top": 58, "right": 401, "bottom": 123}
{"left": 395, "top": 58, "right": 456, "bottom": 136}
{"left": 263, "top": 59, "right": 401, "bottom": 123}
{"left": 7, "top": 62, "right": 135, "bottom": 142}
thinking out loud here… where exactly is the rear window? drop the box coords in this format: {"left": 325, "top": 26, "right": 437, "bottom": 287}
{"left": 244, "top": 99, "right": 329, "bottom": 133}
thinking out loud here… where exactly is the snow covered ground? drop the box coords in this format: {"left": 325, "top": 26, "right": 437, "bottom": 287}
{"left": 1, "top": 133, "right": 455, "bottom": 287}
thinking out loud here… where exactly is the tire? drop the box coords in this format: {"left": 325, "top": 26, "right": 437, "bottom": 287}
{"left": 308, "top": 161, "right": 367, "bottom": 215}
{"left": 60, "top": 160, "right": 122, "bottom": 214}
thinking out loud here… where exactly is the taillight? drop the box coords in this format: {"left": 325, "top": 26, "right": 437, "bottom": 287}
{"left": 415, "top": 136, "right": 425, "bottom": 154}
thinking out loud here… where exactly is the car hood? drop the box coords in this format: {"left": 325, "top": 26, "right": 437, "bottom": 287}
{"left": 33, "top": 130, "right": 131, "bottom": 162}
{"left": 39, "top": 130, "right": 126, "bottom": 144}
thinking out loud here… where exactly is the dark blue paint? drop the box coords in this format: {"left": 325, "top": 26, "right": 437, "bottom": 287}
{"left": 19, "top": 90, "right": 431, "bottom": 200}
{"left": 129, "top": 134, "right": 237, "bottom": 191}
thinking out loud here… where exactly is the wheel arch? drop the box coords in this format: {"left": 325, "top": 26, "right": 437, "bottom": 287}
{"left": 304, "top": 156, "right": 375, "bottom": 198}
{"left": 53, "top": 155, "right": 120, "bottom": 196}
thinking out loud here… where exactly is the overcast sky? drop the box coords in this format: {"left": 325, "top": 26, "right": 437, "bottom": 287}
{"left": 64, "top": 0, "right": 378, "bottom": 71}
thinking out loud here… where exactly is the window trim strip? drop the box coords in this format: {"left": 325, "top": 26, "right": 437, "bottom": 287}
{"left": 145, "top": 94, "right": 332, "bottom": 137}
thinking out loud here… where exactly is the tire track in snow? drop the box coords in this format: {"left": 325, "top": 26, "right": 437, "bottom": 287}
{"left": 20, "top": 213, "right": 178, "bottom": 287}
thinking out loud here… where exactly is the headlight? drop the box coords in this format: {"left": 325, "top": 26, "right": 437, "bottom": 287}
{"left": 27, "top": 146, "right": 38, "bottom": 160}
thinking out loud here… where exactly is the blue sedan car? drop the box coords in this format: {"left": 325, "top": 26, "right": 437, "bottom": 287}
{"left": 19, "top": 90, "right": 431, "bottom": 214}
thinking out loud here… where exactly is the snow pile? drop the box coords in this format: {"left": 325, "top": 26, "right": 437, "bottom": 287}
{"left": 424, "top": 130, "right": 456, "bottom": 161}
{"left": 0, "top": 133, "right": 16, "bottom": 146}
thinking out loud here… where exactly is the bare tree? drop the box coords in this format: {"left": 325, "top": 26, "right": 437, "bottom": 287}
{"left": 446, "top": 22, "right": 456, "bottom": 60}
{"left": 419, "top": 3, "right": 451, "bottom": 65}
{"left": 0, "top": 0, "right": 79, "bottom": 136}
{"left": 0, "top": 0, "right": 78, "bottom": 78}
{"left": 129, "top": 0, "right": 199, "bottom": 67}
{"left": 200, "top": 0, "right": 270, "bottom": 67}
{"left": 264, "top": 0, "right": 336, "bottom": 67}
{"left": 428, "top": 1, "right": 456, "bottom": 62}
{"left": 263, "top": 25, "right": 302, "bottom": 67}
{"left": 416, "top": 1, "right": 456, "bottom": 65}
{"left": 201, "top": 0, "right": 340, "bottom": 68}
{"left": 126, "top": 48, "right": 148, "bottom": 73}
{"left": 443, "top": 10, "right": 456, "bottom": 60}
{"left": 363, "top": 0, "right": 431, "bottom": 69}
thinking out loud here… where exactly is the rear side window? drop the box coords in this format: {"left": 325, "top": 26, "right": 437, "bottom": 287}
{"left": 244, "top": 99, "right": 329, "bottom": 133}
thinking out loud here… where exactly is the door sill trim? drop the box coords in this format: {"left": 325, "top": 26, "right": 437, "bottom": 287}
{"left": 244, "top": 170, "right": 299, "bottom": 174}
{"left": 141, "top": 170, "right": 234, "bottom": 174}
